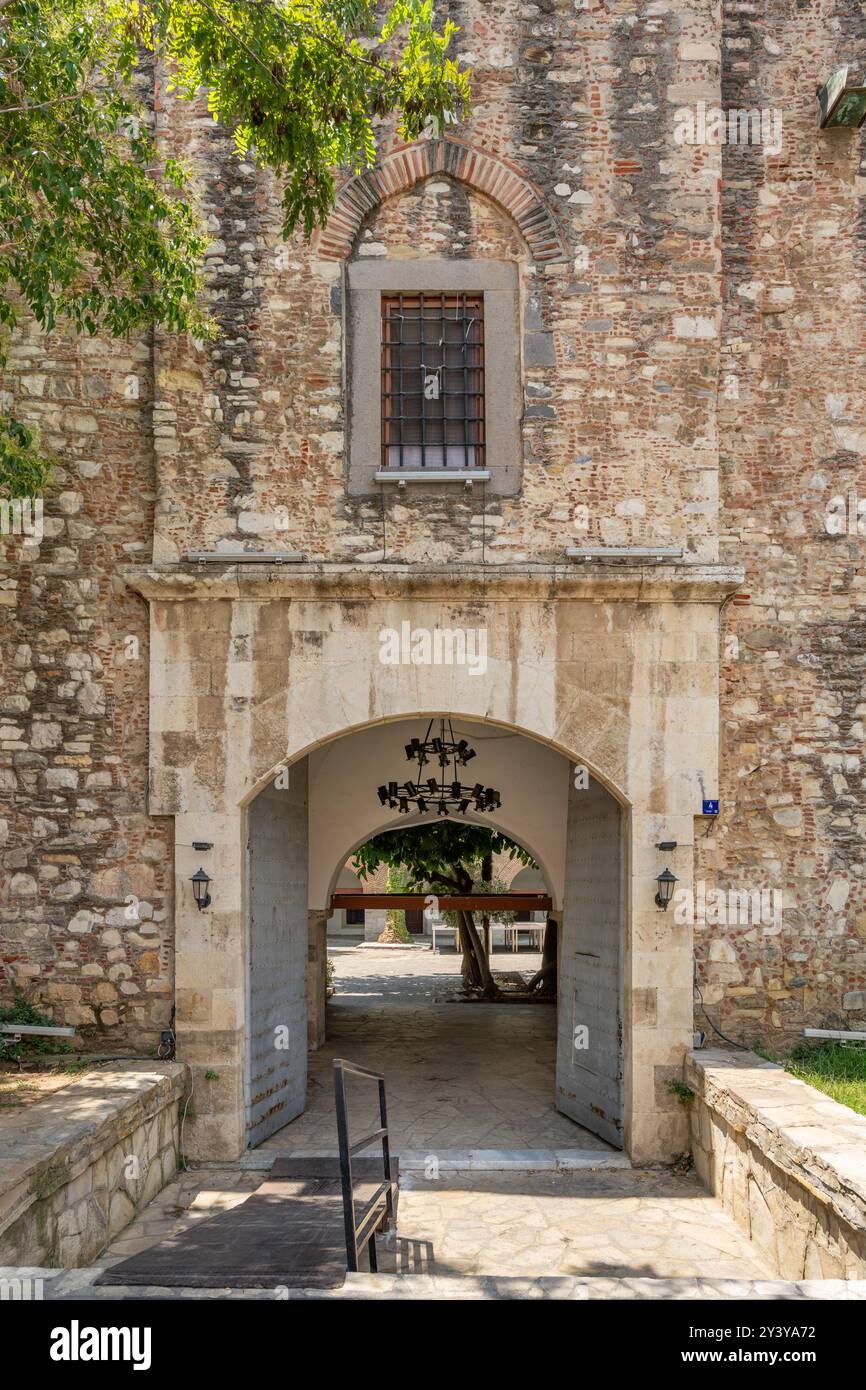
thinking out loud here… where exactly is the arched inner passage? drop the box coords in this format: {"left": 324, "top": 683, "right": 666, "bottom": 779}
{"left": 245, "top": 715, "right": 625, "bottom": 1154}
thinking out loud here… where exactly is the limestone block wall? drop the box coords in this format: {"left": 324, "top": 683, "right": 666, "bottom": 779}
{"left": 685, "top": 1049, "right": 866, "bottom": 1279}
{"left": 307, "top": 911, "right": 328, "bottom": 1051}
{"left": 135, "top": 564, "right": 727, "bottom": 1160}
{"left": 0, "top": 313, "right": 174, "bottom": 1051}
{"left": 0, "top": 0, "right": 864, "bottom": 1057}
{"left": 701, "top": 0, "right": 866, "bottom": 1044}
{"left": 0, "top": 1063, "right": 186, "bottom": 1267}
{"left": 149, "top": 0, "right": 722, "bottom": 565}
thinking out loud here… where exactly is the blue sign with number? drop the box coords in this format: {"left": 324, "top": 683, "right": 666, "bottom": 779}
{"left": 702, "top": 799, "right": 719, "bottom": 816}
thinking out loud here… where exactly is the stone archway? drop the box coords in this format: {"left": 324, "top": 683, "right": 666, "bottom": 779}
{"left": 244, "top": 713, "right": 628, "bottom": 1150}
{"left": 130, "top": 561, "right": 734, "bottom": 1162}
{"left": 244, "top": 714, "right": 626, "bottom": 1155}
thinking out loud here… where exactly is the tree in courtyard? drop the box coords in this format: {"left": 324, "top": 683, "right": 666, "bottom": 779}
{"left": 353, "top": 821, "right": 540, "bottom": 1001}
{"left": 0, "top": 0, "right": 471, "bottom": 494}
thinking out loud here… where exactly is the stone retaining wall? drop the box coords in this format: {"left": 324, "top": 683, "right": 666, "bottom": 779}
{"left": 0, "top": 1062, "right": 187, "bottom": 1266}
{"left": 686, "top": 1049, "right": 866, "bottom": 1279}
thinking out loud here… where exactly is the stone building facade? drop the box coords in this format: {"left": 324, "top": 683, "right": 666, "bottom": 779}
{"left": 1, "top": 1, "right": 865, "bottom": 1160}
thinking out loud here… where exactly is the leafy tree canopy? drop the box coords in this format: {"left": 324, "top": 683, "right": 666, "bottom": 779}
{"left": 353, "top": 821, "right": 535, "bottom": 893}
{"left": 0, "top": 0, "right": 470, "bottom": 492}
{"left": 354, "top": 821, "right": 540, "bottom": 998}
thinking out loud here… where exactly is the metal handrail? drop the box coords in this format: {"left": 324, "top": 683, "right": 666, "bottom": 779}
{"left": 333, "top": 1058, "right": 396, "bottom": 1273}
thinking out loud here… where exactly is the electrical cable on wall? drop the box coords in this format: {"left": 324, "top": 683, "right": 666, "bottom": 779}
{"left": 694, "top": 962, "right": 749, "bottom": 1050}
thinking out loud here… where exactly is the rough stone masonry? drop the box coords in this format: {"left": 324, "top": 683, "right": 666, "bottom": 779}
{"left": 0, "top": 0, "right": 865, "bottom": 1063}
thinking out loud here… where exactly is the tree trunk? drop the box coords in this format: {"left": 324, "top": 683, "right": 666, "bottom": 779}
{"left": 458, "top": 908, "right": 498, "bottom": 998}
{"left": 455, "top": 867, "right": 496, "bottom": 997}
{"left": 457, "top": 910, "right": 479, "bottom": 986}
{"left": 480, "top": 851, "right": 492, "bottom": 963}
{"left": 526, "top": 918, "right": 558, "bottom": 997}
{"left": 432, "top": 866, "right": 500, "bottom": 1000}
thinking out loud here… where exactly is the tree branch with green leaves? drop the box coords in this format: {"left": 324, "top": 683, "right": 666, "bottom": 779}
{"left": 353, "top": 822, "right": 535, "bottom": 999}
{"left": 0, "top": 0, "right": 470, "bottom": 495}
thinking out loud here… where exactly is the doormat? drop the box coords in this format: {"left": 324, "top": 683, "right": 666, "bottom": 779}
{"left": 95, "top": 1157, "right": 398, "bottom": 1290}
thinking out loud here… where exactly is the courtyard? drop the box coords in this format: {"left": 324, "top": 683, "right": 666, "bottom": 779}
{"left": 93, "top": 945, "right": 772, "bottom": 1286}
{"left": 257, "top": 944, "right": 607, "bottom": 1156}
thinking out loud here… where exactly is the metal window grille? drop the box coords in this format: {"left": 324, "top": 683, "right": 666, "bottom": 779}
{"left": 381, "top": 292, "right": 485, "bottom": 471}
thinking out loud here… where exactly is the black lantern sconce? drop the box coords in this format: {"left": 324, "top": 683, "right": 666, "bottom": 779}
{"left": 655, "top": 867, "right": 678, "bottom": 911}
{"left": 190, "top": 867, "right": 212, "bottom": 911}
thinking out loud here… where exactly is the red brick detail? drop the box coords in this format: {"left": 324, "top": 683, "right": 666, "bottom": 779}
{"left": 313, "top": 139, "right": 569, "bottom": 264}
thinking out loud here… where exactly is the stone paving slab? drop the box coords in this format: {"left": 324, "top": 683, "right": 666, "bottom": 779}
{"left": 221, "top": 1148, "right": 632, "bottom": 1172}
{"left": 392, "top": 1167, "right": 774, "bottom": 1281}
{"left": 8, "top": 1266, "right": 866, "bottom": 1301}
{"left": 398, "top": 1149, "right": 632, "bottom": 1171}
{"left": 258, "top": 947, "right": 610, "bottom": 1155}
{"left": 91, "top": 1163, "right": 780, "bottom": 1288}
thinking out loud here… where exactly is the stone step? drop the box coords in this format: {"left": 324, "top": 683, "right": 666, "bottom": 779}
{"left": 295, "top": 1274, "right": 866, "bottom": 1301}
{"left": 13, "top": 1267, "right": 866, "bottom": 1301}
{"left": 213, "top": 1147, "right": 629, "bottom": 1174}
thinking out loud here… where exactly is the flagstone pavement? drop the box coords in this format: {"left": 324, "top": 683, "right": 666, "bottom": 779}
{"left": 98, "top": 946, "right": 773, "bottom": 1285}
{"left": 100, "top": 1162, "right": 773, "bottom": 1282}
{"left": 257, "top": 943, "right": 609, "bottom": 1154}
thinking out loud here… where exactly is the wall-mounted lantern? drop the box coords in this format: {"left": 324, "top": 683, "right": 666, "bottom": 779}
{"left": 190, "top": 867, "right": 212, "bottom": 911}
{"left": 655, "top": 867, "right": 678, "bottom": 911}
{"left": 818, "top": 67, "right": 866, "bottom": 130}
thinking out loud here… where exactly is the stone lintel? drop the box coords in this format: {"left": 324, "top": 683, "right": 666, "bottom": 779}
{"left": 124, "top": 561, "right": 745, "bottom": 606}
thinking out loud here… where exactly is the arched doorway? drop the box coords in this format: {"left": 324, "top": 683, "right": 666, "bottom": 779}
{"left": 136, "top": 559, "right": 724, "bottom": 1164}
{"left": 244, "top": 715, "right": 626, "bottom": 1152}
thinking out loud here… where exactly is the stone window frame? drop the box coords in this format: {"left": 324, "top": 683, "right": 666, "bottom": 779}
{"left": 345, "top": 258, "right": 522, "bottom": 497}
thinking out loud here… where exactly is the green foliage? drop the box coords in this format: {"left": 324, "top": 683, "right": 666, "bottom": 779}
{"left": 0, "top": 994, "right": 74, "bottom": 1059}
{"left": 354, "top": 821, "right": 535, "bottom": 893}
{"left": 0, "top": 413, "right": 51, "bottom": 496}
{"left": 442, "top": 875, "right": 516, "bottom": 929}
{"left": 384, "top": 863, "right": 411, "bottom": 938}
{"left": 156, "top": 0, "right": 470, "bottom": 239}
{"left": 666, "top": 1078, "right": 694, "bottom": 1107}
{"left": 384, "top": 910, "right": 411, "bottom": 942}
{"left": 0, "top": 0, "right": 471, "bottom": 494}
{"left": 0, "top": 1, "right": 212, "bottom": 343}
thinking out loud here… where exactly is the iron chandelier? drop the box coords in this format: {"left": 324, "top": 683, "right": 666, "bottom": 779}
{"left": 377, "top": 719, "right": 502, "bottom": 817}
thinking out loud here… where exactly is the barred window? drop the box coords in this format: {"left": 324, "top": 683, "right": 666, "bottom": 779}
{"left": 381, "top": 293, "right": 485, "bottom": 471}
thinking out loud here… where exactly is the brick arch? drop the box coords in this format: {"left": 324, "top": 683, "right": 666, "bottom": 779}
{"left": 314, "top": 138, "right": 570, "bottom": 264}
